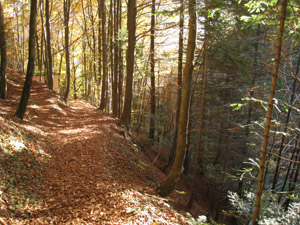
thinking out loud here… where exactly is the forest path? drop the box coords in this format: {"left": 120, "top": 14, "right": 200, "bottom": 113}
{"left": 0, "top": 69, "right": 192, "bottom": 224}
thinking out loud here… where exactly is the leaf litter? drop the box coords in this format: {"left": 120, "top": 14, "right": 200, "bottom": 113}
{"left": 0, "top": 69, "right": 193, "bottom": 224}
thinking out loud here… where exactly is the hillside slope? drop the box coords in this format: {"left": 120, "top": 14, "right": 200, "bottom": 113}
{"left": 0, "top": 69, "right": 201, "bottom": 224}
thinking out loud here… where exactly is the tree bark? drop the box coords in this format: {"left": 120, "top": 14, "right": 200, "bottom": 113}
{"left": 119, "top": 0, "right": 137, "bottom": 128}
{"left": 63, "top": 0, "right": 71, "bottom": 102}
{"left": 45, "top": 0, "right": 53, "bottom": 90}
{"left": 157, "top": 0, "right": 196, "bottom": 197}
{"left": 149, "top": 0, "right": 156, "bottom": 139}
{"left": 0, "top": 1, "right": 7, "bottom": 99}
{"left": 252, "top": 0, "right": 287, "bottom": 224}
{"left": 16, "top": 0, "right": 38, "bottom": 119}
{"left": 112, "top": 0, "right": 120, "bottom": 117}
{"left": 97, "top": 0, "right": 102, "bottom": 102}
{"left": 38, "top": 0, "right": 44, "bottom": 82}
{"left": 99, "top": 0, "right": 108, "bottom": 110}
{"left": 118, "top": 0, "right": 123, "bottom": 117}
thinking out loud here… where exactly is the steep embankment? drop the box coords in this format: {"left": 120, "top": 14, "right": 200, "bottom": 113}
{"left": 0, "top": 69, "right": 199, "bottom": 224}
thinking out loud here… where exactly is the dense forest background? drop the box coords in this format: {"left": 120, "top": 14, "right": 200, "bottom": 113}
{"left": 0, "top": 0, "right": 300, "bottom": 224}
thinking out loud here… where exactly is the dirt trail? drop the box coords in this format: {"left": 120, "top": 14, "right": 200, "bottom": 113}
{"left": 0, "top": 69, "right": 192, "bottom": 224}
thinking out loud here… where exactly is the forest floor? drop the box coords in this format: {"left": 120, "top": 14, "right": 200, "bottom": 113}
{"left": 0, "top": 69, "right": 205, "bottom": 224}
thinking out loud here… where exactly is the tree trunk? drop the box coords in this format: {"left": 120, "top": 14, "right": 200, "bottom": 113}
{"left": 97, "top": 0, "right": 102, "bottom": 103}
{"left": 252, "top": 0, "right": 287, "bottom": 224}
{"left": 119, "top": 0, "right": 136, "bottom": 128}
{"left": 16, "top": 0, "right": 38, "bottom": 119}
{"left": 39, "top": 0, "right": 44, "bottom": 82}
{"left": 45, "top": 0, "right": 53, "bottom": 90}
{"left": 157, "top": 0, "right": 196, "bottom": 197}
{"left": 0, "top": 1, "right": 7, "bottom": 99}
{"left": 99, "top": 0, "right": 108, "bottom": 110}
{"left": 118, "top": 0, "right": 123, "bottom": 117}
{"left": 63, "top": 0, "right": 71, "bottom": 102}
{"left": 149, "top": 0, "right": 156, "bottom": 139}
{"left": 112, "top": 0, "right": 120, "bottom": 117}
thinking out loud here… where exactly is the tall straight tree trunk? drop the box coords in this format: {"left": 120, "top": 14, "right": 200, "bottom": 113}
{"left": 39, "top": 0, "right": 44, "bottom": 82}
{"left": 149, "top": 0, "right": 156, "bottom": 139}
{"left": 112, "top": 0, "right": 119, "bottom": 117}
{"left": 21, "top": 1, "right": 25, "bottom": 74}
{"left": 99, "top": 0, "right": 108, "bottom": 110}
{"left": 87, "top": 0, "right": 97, "bottom": 94}
{"left": 119, "top": 0, "right": 136, "bottom": 128}
{"left": 108, "top": 0, "right": 113, "bottom": 113}
{"left": 0, "top": 1, "right": 7, "bottom": 99}
{"left": 45, "top": 0, "right": 53, "bottom": 90}
{"left": 188, "top": 24, "right": 209, "bottom": 208}
{"left": 163, "top": 0, "right": 184, "bottom": 172}
{"left": 63, "top": 0, "right": 71, "bottom": 102}
{"left": 118, "top": 0, "right": 123, "bottom": 117}
{"left": 157, "top": 0, "right": 196, "bottom": 197}
{"left": 97, "top": 0, "right": 102, "bottom": 102}
{"left": 16, "top": 0, "right": 38, "bottom": 119}
{"left": 252, "top": 0, "right": 287, "bottom": 224}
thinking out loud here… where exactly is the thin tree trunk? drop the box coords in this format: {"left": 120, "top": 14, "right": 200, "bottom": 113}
{"left": 118, "top": 0, "right": 123, "bottom": 117}
{"left": 252, "top": 0, "right": 287, "bottom": 223}
{"left": 39, "top": 0, "right": 45, "bottom": 82}
{"left": 15, "top": 3, "right": 21, "bottom": 72}
{"left": 157, "top": 0, "right": 196, "bottom": 197}
{"left": 45, "top": 0, "right": 53, "bottom": 90}
{"left": 119, "top": 0, "right": 137, "bottom": 128}
{"left": 63, "top": 0, "right": 71, "bottom": 102}
{"left": 0, "top": 1, "right": 7, "bottom": 99}
{"left": 21, "top": 1, "right": 25, "bottom": 74}
{"left": 97, "top": 0, "right": 102, "bottom": 103}
{"left": 99, "top": 0, "right": 108, "bottom": 110}
{"left": 112, "top": 0, "right": 119, "bottom": 117}
{"left": 108, "top": 0, "right": 113, "bottom": 113}
{"left": 16, "top": 0, "right": 38, "bottom": 119}
{"left": 149, "top": 0, "right": 156, "bottom": 139}
{"left": 36, "top": 28, "right": 40, "bottom": 75}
